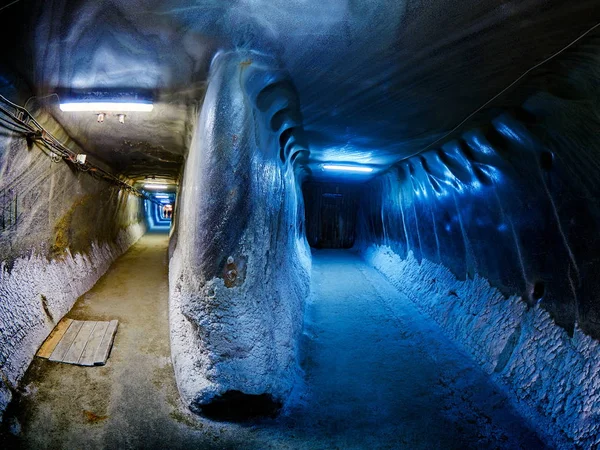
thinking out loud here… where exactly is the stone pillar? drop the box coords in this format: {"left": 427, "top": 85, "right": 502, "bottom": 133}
{"left": 169, "top": 50, "right": 310, "bottom": 417}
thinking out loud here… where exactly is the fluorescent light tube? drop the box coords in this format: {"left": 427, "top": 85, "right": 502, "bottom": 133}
{"left": 144, "top": 184, "right": 168, "bottom": 190}
{"left": 60, "top": 102, "right": 153, "bottom": 112}
{"left": 323, "top": 164, "right": 374, "bottom": 173}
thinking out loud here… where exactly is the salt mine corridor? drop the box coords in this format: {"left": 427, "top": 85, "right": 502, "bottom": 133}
{"left": 2, "top": 1, "right": 600, "bottom": 449}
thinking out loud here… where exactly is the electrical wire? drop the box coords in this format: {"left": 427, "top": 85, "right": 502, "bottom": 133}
{"left": 0, "top": 114, "right": 31, "bottom": 133}
{"left": 24, "top": 93, "right": 60, "bottom": 110}
{"left": 412, "top": 21, "right": 600, "bottom": 157}
{"left": 0, "top": 94, "right": 161, "bottom": 205}
{"left": 0, "top": 0, "right": 23, "bottom": 14}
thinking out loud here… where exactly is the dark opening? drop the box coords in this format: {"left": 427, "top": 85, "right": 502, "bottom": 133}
{"left": 532, "top": 281, "right": 545, "bottom": 301}
{"left": 484, "top": 126, "right": 508, "bottom": 149}
{"left": 540, "top": 151, "right": 554, "bottom": 171}
{"left": 198, "top": 391, "right": 282, "bottom": 422}
{"left": 303, "top": 182, "right": 360, "bottom": 249}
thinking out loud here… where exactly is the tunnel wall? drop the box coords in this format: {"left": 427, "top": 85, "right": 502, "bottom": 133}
{"left": 0, "top": 106, "right": 145, "bottom": 420}
{"left": 356, "top": 42, "right": 600, "bottom": 447}
{"left": 169, "top": 51, "right": 310, "bottom": 414}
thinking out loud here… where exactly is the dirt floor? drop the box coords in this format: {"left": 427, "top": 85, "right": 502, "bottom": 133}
{"left": 1, "top": 236, "right": 546, "bottom": 449}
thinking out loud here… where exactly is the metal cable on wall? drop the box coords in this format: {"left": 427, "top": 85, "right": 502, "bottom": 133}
{"left": 0, "top": 94, "right": 160, "bottom": 205}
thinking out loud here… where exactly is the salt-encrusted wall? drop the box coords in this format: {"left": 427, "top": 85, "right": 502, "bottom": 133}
{"left": 0, "top": 102, "right": 146, "bottom": 420}
{"left": 355, "top": 38, "right": 600, "bottom": 448}
{"left": 362, "top": 247, "right": 600, "bottom": 448}
{"left": 169, "top": 50, "right": 311, "bottom": 415}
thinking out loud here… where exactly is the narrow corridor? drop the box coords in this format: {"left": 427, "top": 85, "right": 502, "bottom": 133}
{"left": 293, "top": 250, "right": 544, "bottom": 449}
{"left": 4, "top": 239, "right": 545, "bottom": 449}
{"left": 3, "top": 234, "right": 190, "bottom": 448}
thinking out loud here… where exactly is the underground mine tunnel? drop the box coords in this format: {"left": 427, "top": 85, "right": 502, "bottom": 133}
{"left": 1, "top": 0, "right": 600, "bottom": 448}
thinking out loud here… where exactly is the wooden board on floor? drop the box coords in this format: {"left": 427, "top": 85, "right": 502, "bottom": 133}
{"left": 62, "top": 321, "right": 97, "bottom": 364}
{"left": 38, "top": 319, "right": 119, "bottom": 366}
{"left": 49, "top": 320, "right": 84, "bottom": 362}
{"left": 94, "top": 320, "right": 118, "bottom": 366}
{"left": 36, "top": 318, "right": 73, "bottom": 358}
{"left": 79, "top": 321, "right": 110, "bottom": 366}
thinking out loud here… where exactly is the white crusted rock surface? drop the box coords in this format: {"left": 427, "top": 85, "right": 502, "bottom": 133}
{"left": 0, "top": 223, "right": 144, "bottom": 419}
{"left": 169, "top": 51, "right": 311, "bottom": 411}
{"left": 363, "top": 244, "right": 600, "bottom": 448}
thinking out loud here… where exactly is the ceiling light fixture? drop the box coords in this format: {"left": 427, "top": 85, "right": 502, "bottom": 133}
{"left": 322, "top": 164, "right": 374, "bottom": 173}
{"left": 60, "top": 102, "right": 154, "bottom": 112}
{"left": 144, "top": 184, "right": 168, "bottom": 190}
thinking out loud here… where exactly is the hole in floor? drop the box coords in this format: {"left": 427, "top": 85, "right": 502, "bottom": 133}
{"left": 198, "top": 391, "right": 282, "bottom": 422}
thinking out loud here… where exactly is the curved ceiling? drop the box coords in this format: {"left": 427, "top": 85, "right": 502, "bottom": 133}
{"left": 1, "top": 0, "right": 599, "bottom": 182}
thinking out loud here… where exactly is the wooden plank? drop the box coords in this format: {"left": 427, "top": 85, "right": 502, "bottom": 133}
{"left": 79, "top": 321, "right": 110, "bottom": 366}
{"left": 61, "top": 321, "right": 97, "bottom": 364}
{"left": 37, "top": 318, "right": 73, "bottom": 358}
{"left": 49, "top": 320, "right": 84, "bottom": 362}
{"left": 94, "top": 320, "right": 118, "bottom": 365}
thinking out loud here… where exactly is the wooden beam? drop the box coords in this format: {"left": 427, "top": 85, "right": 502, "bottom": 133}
{"left": 36, "top": 318, "right": 73, "bottom": 359}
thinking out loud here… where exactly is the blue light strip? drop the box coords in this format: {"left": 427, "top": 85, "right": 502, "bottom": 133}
{"left": 323, "top": 164, "right": 374, "bottom": 173}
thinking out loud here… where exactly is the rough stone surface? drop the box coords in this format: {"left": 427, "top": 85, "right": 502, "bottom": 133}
{"left": 353, "top": 41, "right": 600, "bottom": 339}
{"left": 2, "top": 238, "right": 544, "bottom": 449}
{"left": 169, "top": 51, "right": 310, "bottom": 411}
{"left": 349, "top": 47, "right": 600, "bottom": 446}
{"left": 2, "top": 0, "right": 600, "bottom": 179}
{"left": 0, "top": 107, "right": 146, "bottom": 421}
{"left": 363, "top": 244, "right": 600, "bottom": 448}
{"left": 0, "top": 222, "right": 144, "bottom": 420}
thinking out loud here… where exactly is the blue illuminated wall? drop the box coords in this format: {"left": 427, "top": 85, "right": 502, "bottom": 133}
{"left": 348, "top": 40, "right": 600, "bottom": 447}
{"left": 355, "top": 37, "right": 600, "bottom": 340}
